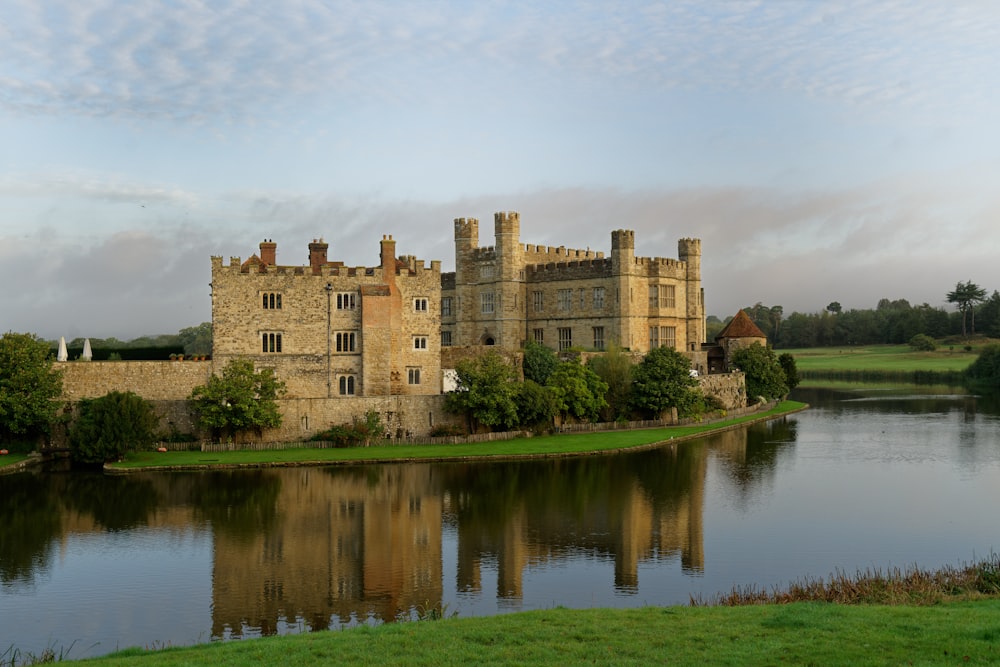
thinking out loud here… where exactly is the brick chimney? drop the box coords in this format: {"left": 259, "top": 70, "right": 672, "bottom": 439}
{"left": 380, "top": 235, "right": 397, "bottom": 275}
{"left": 259, "top": 239, "right": 276, "bottom": 266}
{"left": 308, "top": 239, "right": 328, "bottom": 275}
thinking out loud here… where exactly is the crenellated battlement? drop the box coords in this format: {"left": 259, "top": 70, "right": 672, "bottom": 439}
{"left": 522, "top": 244, "right": 603, "bottom": 263}
{"left": 611, "top": 229, "right": 635, "bottom": 251}
{"left": 525, "top": 257, "right": 613, "bottom": 281}
{"left": 454, "top": 217, "right": 480, "bottom": 248}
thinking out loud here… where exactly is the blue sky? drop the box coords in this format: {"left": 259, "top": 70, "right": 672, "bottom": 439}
{"left": 2, "top": 0, "right": 999, "bottom": 340}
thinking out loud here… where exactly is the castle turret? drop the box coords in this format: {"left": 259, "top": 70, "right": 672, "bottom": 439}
{"left": 308, "top": 239, "right": 328, "bottom": 275}
{"left": 454, "top": 217, "right": 479, "bottom": 251}
{"left": 611, "top": 229, "right": 635, "bottom": 274}
{"left": 678, "top": 238, "right": 705, "bottom": 350}
{"left": 678, "top": 238, "right": 701, "bottom": 279}
{"left": 259, "top": 239, "right": 276, "bottom": 266}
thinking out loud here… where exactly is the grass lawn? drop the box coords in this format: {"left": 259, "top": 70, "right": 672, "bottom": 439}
{"left": 107, "top": 401, "right": 806, "bottom": 471}
{"left": 65, "top": 599, "right": 1000, "bottom": 666}
{"left": 0, "top": 452, "right": 32, "bottom": 471}
{"left": 784, "top": 344, "right": 978, "bottom": 373}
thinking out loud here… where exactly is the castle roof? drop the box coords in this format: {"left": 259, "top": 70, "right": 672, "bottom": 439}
{"left": 715, "top": 310, "right": 767, "bottom": 341}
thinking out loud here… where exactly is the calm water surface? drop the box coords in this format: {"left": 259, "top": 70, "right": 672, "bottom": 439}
{"left": 2, "top": 386, "right": 999, "bottom": 659}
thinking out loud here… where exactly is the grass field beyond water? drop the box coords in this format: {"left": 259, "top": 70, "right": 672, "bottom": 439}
{"left": 786, "top": 344, "right": 977, "bottom": 373}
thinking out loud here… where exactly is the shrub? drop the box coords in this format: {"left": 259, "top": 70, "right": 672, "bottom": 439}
{"left": 429, "top": 424, "right": 466, "bottom": 437}
{"left": 68, "top": 391, "right": 160, "bottom": 463}
{"left": 312, "top": 410, "right": 386, "bottom": 447}
{"left": 908, "top": 333, "right": 937, "bottom": 351}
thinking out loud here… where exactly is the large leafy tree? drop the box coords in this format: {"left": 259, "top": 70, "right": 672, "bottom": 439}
{"left": 546, "top": 361, "right": 608, "bottom": 423}
{"left": 630, "top": 346, "right": 700, "bottom": 419}
{"left": 731, "top": 343, "right": 788, "bottom": 403}
{"left": 515, "top": 379, "right": 557, "bottom": 430}
{"left": 189, "top": 359, "right": 286, "bottom": 441}
{"left": 522, "top": 340, "right": 560, "bottom": 385}
{"left": 68, "top": 391, "right": 160, "bottom": 464}
{"left": 947, "top": 281, "right": 988, "bottom": 337}
{"left": 0, "top": 332, "right": 63, "bottom": 445}
{"left": 177, "top": 322, "right": 213, "bottom": 356}
{"left": 445, "top": 351, "right": 519, "bottom": 432}
{"left": 587, "top": 342, "right": 634, "bottom": 421}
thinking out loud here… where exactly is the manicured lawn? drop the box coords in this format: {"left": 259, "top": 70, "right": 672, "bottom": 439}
{"left": 107, "top": 401, "right": 806, "bottom": 471}
{"left": 0, "top": 453, "right": 31, "bottom": 470}
{"left": 785, "top": 344, "right": 977, "bottom": 373}
{"left": 71, "top": 599, "right": 1000, "bottom": 666}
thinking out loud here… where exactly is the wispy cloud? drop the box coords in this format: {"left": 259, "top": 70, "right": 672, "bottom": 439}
{"left": 2, "top": 1, "right": 997, "bottom": 123}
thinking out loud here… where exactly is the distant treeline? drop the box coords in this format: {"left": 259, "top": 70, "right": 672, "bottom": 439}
{"left": 52, "top": 345, "right": 185, "bottom": 361}
{"left": 48, "top": 322, "right": 212, "bottom": 359}
{"left": 710, "top": 289, "right": 1000, "bottom": 349}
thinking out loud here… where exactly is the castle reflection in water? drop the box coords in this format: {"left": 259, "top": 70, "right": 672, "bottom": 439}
{"left": 16, "top": 422, "right": 791, "bottom": 639}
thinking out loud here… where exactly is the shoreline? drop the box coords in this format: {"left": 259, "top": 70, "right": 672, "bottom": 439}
{"left": 103, "top": 401, "right": 808, "bottom": 474}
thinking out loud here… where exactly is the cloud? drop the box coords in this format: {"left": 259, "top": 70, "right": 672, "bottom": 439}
{"left": 2, "top": 1, "right": 997, "bottom": 124}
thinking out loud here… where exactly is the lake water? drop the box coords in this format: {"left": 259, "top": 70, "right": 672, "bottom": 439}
{"left": 2, "top": 385, "right": 999, "bottom": 660}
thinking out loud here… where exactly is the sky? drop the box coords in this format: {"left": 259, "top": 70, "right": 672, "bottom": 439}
{"left": 2, "top": 0, "right": 999, "bottom": 341}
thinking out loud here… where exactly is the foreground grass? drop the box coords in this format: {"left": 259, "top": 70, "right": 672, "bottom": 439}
{"left": 0, "top": 452, "right": 31, "bottom": 471}
{"left": 63, "top": 558, "right": 1000, "bottom": 666}
{"left": 785, "top": 344, "right": 977, "bottom": 373}
{"left": 72, "top": 601, "right": 1000, "bottom": 666}
{"left": 108, "top": 401, "right": 805, "bottom": 471}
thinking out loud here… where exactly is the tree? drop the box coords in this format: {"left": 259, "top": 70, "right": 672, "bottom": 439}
{"left": 947, "top": 281, "right": 988, "bottom": 337}
{"left": 177, "top": 322, "right": 213, "bottom": 356}
{"left": 965, "top": 344, "right": 1000, "bottom": 390}
{"left": 778, "top": 353, "right": 800, "bottom": 391}
{"left": 731, "top": 343, "right": 788, "bottom": 403}
{"left": 522, "top": 340, "right": 560, "bottom": 385}
{"left": 68, "top": 391, "right": 159, "bottom": 463}
{"left": 189, "top": 359, "right": 286, "bottom": 441}
{"left": 445, "top": 351, "right": 519, "bottom": 432}
{"left": 826, "top": 302, "right": 842, "bottom": 314}
{"left": 546, "top": 361, "right": 608, "bottom": 423}
{"left": 630, "top": 346, "right": 700, "bottom": 419}
{"left": 587, "top": 342, "right": 634, "bottom": 421}
{"left": 515, "top": 379, "right": 557, "bottom": 430}
{"left": 908, "top": 333, "right": 937, "bottom": 352}
{"left": 0, "top": 331, "right": 63, "bottom": 445}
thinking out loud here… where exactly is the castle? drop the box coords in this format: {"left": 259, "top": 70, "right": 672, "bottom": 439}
{"left": 56, "top": 211, "right": 743, "bottom": 440}
{"left": 209, "top": 211, "right": 707, "bottom": 400}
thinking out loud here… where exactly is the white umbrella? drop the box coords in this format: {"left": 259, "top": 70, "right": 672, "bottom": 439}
{"left": 82, "top": 338, "right": 93, "bottom": 361}
{"left": 57, "top": 336, "right": 68, "bottom": 361}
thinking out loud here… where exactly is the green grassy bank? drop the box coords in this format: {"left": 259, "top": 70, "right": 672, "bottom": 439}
{"left": 786, "top": 344, "right": 978, "bottom": 385}
{"left": 105, "top": 401, "right": 805, "bottom": 472}
{"left": 61, "top": 599, "right": 1000, "bottom": 666}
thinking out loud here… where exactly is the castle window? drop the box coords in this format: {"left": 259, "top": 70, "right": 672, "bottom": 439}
{"left": 579, "top": 288, "right": 586, "bottom": 309}
{"left": 407, "top": 367, "right": 421, "bottom": 385}
{"left": 532, "top": 291, "right": 544, "bottom": 312}
{"left": 338, "top": 375, "right": 356, "bottom": 395}
{"left": 661, "top": 285, "right": 676, "bottom": 308}
{"left": 533, "top": 328, "right": 544, "bottom": 344}
{"left": 262, "top": 332, "right": 283, "bottom": 353}
{"left": 649, "top": 326, "right": 660, "bottom": 349}
{"left": 593, "top": 287, "right": 605, "bottom": 309}
{"left": 649, "top": 285, "right": 659, "bottom": 308}
{"left": 558, "top": 327, "right": 572, "bottom": 351}
{"left": 481, "top": 292, "right": 494, "bottom": 314}
{"left": 441, "top": 331, "right": 452, "bottom": 346}
{"left": 414, "top": 298, "right": 428, "bottom": 312}
{"left": 480, "top": 265, "right": 494, "bottom": 280}
{"left": 337, "top": 293, "right": 356, "bottom": 310}
{"left": 662, "top": 326, "right": 676, "bottom": 349}
{"left": 558, "top": 289, "right": 572, "bottom": 312}
{"left": 441, "top": 297, "right": 453, "bottom": 317}
{"left": 593, "top": 327, "right": 605, "bottom": 351}
{"left": 413, "top": 336, "right": 428, "bottom": 350}
{"left": 262, "top": 292, "right": 282, "bottom": 309}
{"left": 335, "top": 331, "right": 356, "bottom": 352}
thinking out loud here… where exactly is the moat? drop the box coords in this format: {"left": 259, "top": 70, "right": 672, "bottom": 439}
{"left": 3, "top": 385, "right": 999, "bottom": 660}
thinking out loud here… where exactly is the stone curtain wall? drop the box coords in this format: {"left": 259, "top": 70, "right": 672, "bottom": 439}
{"left": 697, "top": 372, "right": 747, "bottom": 411}
{"left": 56, "top": 361, "right": 213, "bottom": 400}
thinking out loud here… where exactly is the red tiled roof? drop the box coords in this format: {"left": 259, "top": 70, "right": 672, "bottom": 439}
{"left": 715, "top": 309, "right": 767, "bottom": 340}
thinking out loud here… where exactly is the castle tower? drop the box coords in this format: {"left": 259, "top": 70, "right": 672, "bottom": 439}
{"left": 259, "top": 240, "right": 276, "bottom": 266}
{"left": 493, "top": 211, "right": 525, "bottom": 348}
{"left": 308, "top": 239, "right": 328, "bottom": 275}
{"left": 678, "top": 238, "right": 705, "bottom": 351}
{"left": 611, "top": 230, "right": 638, "bottom": 349}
